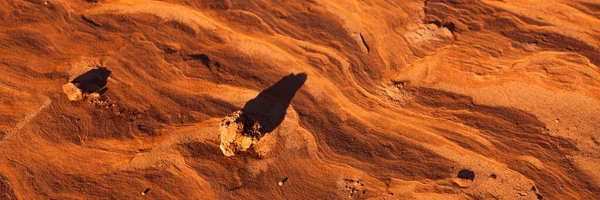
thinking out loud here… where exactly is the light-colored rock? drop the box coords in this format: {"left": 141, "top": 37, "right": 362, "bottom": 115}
{"left": 88, "top": 92, "right": 101, "bottom": 101}
{"left": 62, "top": 83, "right": 83, "bottom": 101}
{"left": 219, "top": 111, "right": 264, "bottom": 156}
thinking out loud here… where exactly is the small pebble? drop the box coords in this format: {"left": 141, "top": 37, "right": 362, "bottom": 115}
{"left": 141, "top": 188, "right": 150, "bottom": 195}
{"left": 278, "top": 177, "right": 289, "bottom": 186}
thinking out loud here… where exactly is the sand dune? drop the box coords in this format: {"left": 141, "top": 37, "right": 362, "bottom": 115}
{"left": 0, "top": 0, "right": 599, "bottom": 199}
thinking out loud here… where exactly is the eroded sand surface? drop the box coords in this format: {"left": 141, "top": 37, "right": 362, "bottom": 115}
{"left": 0, "top": 0, "right": 599, "bottom": 199}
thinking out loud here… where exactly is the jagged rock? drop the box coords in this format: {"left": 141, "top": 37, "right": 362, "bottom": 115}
{"left": 88, "top": 92, "right": 101, "bottom": 101}
{"left": 219, "top": 111, "right": 264, "bottom": 156}
{"left": 62, "top": 83, "right": 84, "bottom": 101}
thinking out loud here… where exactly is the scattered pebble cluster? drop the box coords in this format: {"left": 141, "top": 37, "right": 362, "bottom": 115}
{"left": 343, "top": 179, "right": 366, "bottom": 199}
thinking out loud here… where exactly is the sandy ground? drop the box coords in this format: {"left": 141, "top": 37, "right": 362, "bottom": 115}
{"left": 0, "top": 0, "right": 599, "bottom": 199}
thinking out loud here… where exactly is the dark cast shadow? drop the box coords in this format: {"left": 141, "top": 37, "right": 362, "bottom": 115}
{"left": 71, "top": 67, "right": 111, "bottom": 94}
{"left": 242, "top": 73, "right": 307, "bottom": 133}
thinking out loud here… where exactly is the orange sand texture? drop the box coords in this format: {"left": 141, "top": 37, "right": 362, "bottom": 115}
{"left": 0, "top": 0, "right": 599, "bottom": 199}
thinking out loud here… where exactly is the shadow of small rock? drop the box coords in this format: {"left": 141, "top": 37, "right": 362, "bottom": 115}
{"left": 71, "top": 67, "right": 111, "bottom": 94}
{"left": 241, "top": 73, "right": 307, "bottom": 133}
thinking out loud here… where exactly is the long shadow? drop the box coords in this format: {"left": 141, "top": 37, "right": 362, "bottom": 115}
{"left": 71, "top": 67, "right": 111, "bottom": 94}
{"left": 242, "top": 73, "right": 307, "bottom": 133}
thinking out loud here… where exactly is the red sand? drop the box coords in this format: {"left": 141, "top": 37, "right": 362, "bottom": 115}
{"left": 0, "top": 0, "right": 599, "bottom": 199}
